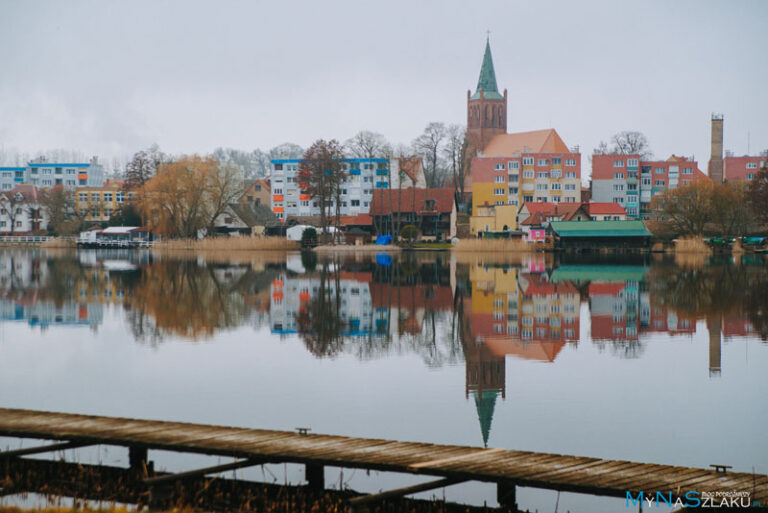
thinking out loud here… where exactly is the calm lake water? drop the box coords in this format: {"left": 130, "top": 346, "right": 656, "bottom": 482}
{"left": 0, "top": 248, "right": 766, "bottom": 512}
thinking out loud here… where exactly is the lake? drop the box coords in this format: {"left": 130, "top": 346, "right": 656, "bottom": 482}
{"left": 0, "top": 248, "right": 766, "bottom": 512}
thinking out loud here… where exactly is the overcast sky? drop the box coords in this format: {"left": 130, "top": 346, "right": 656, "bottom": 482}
{"left": 1, "top": 0, "right": 766, "bottom": 175}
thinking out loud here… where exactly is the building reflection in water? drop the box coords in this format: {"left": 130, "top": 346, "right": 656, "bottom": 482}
{"left": 1, "top": 249, "right": 767, "bottom": 445}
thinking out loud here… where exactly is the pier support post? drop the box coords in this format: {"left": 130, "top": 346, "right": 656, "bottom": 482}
{"left": 497, "top": 480, "right": 516, "bottom": 510}
{"left": 129, "top": 446, "right": 148, "bottom": 473}
{"left": 305, "top": 464, "right": 324, "bottom": 490}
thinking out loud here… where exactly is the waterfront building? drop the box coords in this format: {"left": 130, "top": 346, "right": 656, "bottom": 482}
{"left": 269, "top": 157, "right": 425, "bottom": 222}
{"left": 239, "top": 178, "right": 271, "bottom": 207}
{"left": 369, "top": 187, "right": 457, "bottom": 240}
{"left": 590, "top": 154, "right": 709, "bottom": 218}
{"left": 0, "top": 185, "right": 47, "bottom": 234}
{"left": 0, "top": 167, "right": 26, "bottom": 191}
{"left": 75, "top": 180, "right": 130, "bottom": 222}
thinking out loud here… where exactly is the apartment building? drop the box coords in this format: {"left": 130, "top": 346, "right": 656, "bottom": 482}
{"left": 0, "top": 167, "right": 26, "bottom": 191}
{"left": 591, "top": 154, "right": 709, "bottom": 218}
{"left": 724, "top": 154, "right": 766, "bottom": 181}
{"left": 269, "top": 158, "right": 425, "bottom": 221}
{"left": 25, "top": 157, "right": 105, "bottom": 188}
{"left": 0, "top": 185, "right": 47, "bottom": 234}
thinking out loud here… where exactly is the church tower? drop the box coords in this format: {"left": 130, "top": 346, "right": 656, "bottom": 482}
{"left": 467, "top": 38, "right": 507, "bottom": 154}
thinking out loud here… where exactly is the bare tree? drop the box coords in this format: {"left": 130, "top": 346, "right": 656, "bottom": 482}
{"left": 205, "top": 161, "right": 245, "bottom": 235}
{"left": 297, "top": 140, "right": 346, "bottom": 236}
{"left": 594, "top": 131, "right": 653, "bottom": 159}
{"left": 268, "top": 142, "right": 304, "bottom": 160}
{"left": 413, "top": 122, "right": 447, "bottom": 188}
{"left": 442, "top": 124, "right": 467, "bottom": 204}
{"left": 0, "top": 191, "right": 27, "bottom": 234}
{"left": 125, "top": 144, "right": 166, "bottom": 190}
{"left": 345, "top": 130, "right": 390, "bottom": 159}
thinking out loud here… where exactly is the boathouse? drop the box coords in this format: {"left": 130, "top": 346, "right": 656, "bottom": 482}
{"left": 547, "top": 220, "right": 651, "bottom": 250}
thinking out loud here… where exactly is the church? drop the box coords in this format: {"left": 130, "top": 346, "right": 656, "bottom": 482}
{"left": 467, "top": 39, "right": 582, "bottom": 236}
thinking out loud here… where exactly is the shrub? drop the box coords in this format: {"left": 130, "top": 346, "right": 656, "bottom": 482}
{"left": 301, "top": 227, "right": 318, "bottom": 249}
{"left": 399, "top": 225, "right": 419, "bottom": 246}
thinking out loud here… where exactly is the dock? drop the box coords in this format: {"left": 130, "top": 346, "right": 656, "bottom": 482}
{"left": 0, "top": 408, "right": 765, "bottom": 509}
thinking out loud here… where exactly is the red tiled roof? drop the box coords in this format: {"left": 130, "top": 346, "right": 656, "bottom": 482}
{"left": 3, "top": 184, "right": 41, "bottom": 203}
{"left": 369, "top": 188, "right": 454, "bottom": 215}
{"left": 339, "top": 213, "right": 372, "bottom": 226}
{"left": 587, "top": 202, "right": 626, "bottom": 215}
{"left": 398, "top": 157, "right": 424, "bottom": 185}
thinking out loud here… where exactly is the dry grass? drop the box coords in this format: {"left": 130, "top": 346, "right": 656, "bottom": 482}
{"left": 452, "top": 238, "right": 541, "bottom": 252}
{"left": 314, "top": 244, "right": 401, "bottom": 252}
{"left": 39, "top": 238, "right": 76, "bottom": 249}
{"left": 152, "top": 236, "right": 298, "bottom": 252}
{"left": 672, "top": 236, "right": 712, "bottom": 255}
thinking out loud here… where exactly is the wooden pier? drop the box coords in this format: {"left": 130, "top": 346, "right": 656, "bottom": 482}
{"left": 0, "top": 408, "right": 765, "bottom": 509}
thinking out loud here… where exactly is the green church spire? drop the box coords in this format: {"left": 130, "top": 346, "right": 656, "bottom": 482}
{"left": 471, "top": 38, "right": 503, "bottom": 100}
{"left": 473, "top": 388, "right": 501, "bottom": 447}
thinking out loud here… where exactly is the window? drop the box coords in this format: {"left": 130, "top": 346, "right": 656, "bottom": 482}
{"left": 15, "top": 221, "right": 22, "bottom": 227}
{"left": 613, "top": 184, "right": 624, "bottom": 191}
{"left": 626, "top": 158, "right": 639, "bottom": 167}
{"left": 655, "top": 167, "right": 665, "bottom": 174}
{"left": 682, "top": 167, "right": 693, "bottom": 175}
{"left": 565, "top": 171, "right": 576, "bottom": 178}
{"left": 551, "top": 195, "right": 561, "bottom": 202}
{"left": 551, "top": 157, "right": 562, "bottom": 165}
{"left": 78, "top": 193, "right": 87, "bottom": 202}
{"left": 523, "top": 195, "right": 533, "bottom": 202}
{"left": 494, "top": 175, "right": 505, "bottom": 183}
{"left": 351, "top": 199, "right": 360, "bottom": 206}
{"left": 565, "top": 159, "right": 576, "bottom": 166}
{"left": 509, "top": 187, "right": 518, "bottom": 194}
{"left": 655, "top": 180, "right": 665, "bottom": 186}
{"left": 537, "top": 171, "right": 548, "bottom": 178}
{"left": 551, "top": 183, "right": 561, "bottom": 190}
{"left": 565, "top": 184, "right": 576, "bottom": 190}
{"left": 642, "top": 178, "right": 651, "bottom": 185}
{"left": 747, "top": 162, "right": 757, "bottom": 169}
{"left": 509, "top": 174, "right": 518, "bottom": 183}
{"left": 273, "top": 188, "right": 282, "bottom": 194}
{"left": 523, "top": 170, "right": 534, "bottom": 178}
{"left": 613, "top": 160, "right": 625, "bottom": 167}
{"left": 522, "top": 157, "right": 534, "bottom": 166}
{"left": 104, "top": 193, "right": 113, "bottom": 202}
{"left": 613, "top": 197, "right": 624, "bottom": 203}
{"left": 550, "top": 169, "right": 562, "bottom": 178}
{"left": 613, "top": 173, "right": 624, "bottom": 179}
{"left": 90, "top": 193, "right": 100, "bottom": 201}
{"left": 494, "top": 163, "right": 505, "bottom": 171}
{"left": 536, "top": 184, "right": 548, "bottom": 190}
{"left": 274, "top": 163, "right": 283, "bottom": 171}
{"left": 116, "top": 192, "right": 124, "bottom": 203}
{"left": 494, "top": 188, "right": 506, "bottom": 195}
{"left": 508, "top": 161, "right": 519, "bottom": 170}
{"left": 746, "top": 173, "right": 754, "bottom": 180}
{"left": 537, "top": 159, "right": 548, "bottom": 166}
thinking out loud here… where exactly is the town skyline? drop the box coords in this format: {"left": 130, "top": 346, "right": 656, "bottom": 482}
{"left": 1, "top": 0, "right": 767, "bottom": 173}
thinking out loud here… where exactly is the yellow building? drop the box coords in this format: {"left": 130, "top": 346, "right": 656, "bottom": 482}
{"left": 469, "top": 203, "right": 518, "bottom": 236}
{"left": 75, "top": 181, "right": 133, "bottom": 222}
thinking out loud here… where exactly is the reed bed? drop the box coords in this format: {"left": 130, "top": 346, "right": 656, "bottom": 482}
{"left": 152, "top": 236, "right": 298, "bottom": 252}
{"left": 452, "top": 238, "right": 540, "bottom": 252}
{"left": 672, "top": 236, "right": 712, "bottom": 255}
{"left": 39, "top": 238, "right": 76, "bottom": 249}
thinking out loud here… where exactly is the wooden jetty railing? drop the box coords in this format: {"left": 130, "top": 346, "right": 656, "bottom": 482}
{"left": 0, "top": 408, "right": 765, "bottom": 509}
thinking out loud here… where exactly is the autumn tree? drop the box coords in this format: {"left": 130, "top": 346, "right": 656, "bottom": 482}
{"left": 344, "top": 130, "right": 391, "bottom": 159}
{"left": 140, "top": 155, "right": 242, "bottom": 238}
{"left": 747, "top": 164, "right": 768, "bottom": 225}
{"left": 710, "top": 182, "right": 752, "bottom": 238}
{"left": 650, "top": 181, "right": 714, "bottom": 235}
{"left": 297, "top": 139, "right": 346, "bottom": 235}
{"left": 594, "top": 131, "right": 653, "bottom": 160}
{"left": 413, "top": 122, "right": 447, "bottom": 188}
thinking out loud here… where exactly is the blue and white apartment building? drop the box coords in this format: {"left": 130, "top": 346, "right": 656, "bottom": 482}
{"left": 0, "top": 157, "right": 105, "bottom": 191}
{"left": 269, "top": 158, "right": 425, "bottom": 220}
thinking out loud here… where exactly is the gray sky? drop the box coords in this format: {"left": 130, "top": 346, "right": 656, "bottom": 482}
{"left": 1, "top": 0, "right": 766, "bottom": 175}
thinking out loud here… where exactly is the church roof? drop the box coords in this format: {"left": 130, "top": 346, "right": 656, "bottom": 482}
{"left": 470, "top": 39, "right": 503, "bottom": 101}
{"left": 483, "top": 129, "right": 571, "bottom": 157}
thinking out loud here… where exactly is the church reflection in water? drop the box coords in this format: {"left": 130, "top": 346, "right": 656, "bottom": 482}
{"left": 1, "top": 249, "right": 766, "bottom": 445}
